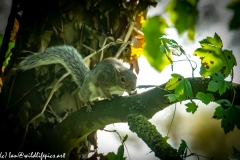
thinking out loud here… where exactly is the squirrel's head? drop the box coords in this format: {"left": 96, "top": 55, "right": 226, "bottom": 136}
{"left": 115, "top": 68, "right": 137, "bottom": 94}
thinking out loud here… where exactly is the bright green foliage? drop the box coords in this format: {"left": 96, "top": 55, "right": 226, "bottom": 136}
{"left": 227, "top": 0, "right": 240, "bottom": 30}
{"left": 166, "top": 0, "right": 198, "bottom": 40}
{"left": 207, "top": 73, "right": 230, "bottom": 95}
{"left": 196, "top": 92, "right": 215, "bottom": 105}
{"left": 3, "top": 42, "right": 14, "bottom": 67}
{"left": 0, "top": 35, "right": 14, "bottom": 67}
{"left": 165, "top": 73, "right": 182, "bottom": 90}
{"left": 164, "top": 94, "right": 177, "bottom": 103}
{"left": 175, "top": 78, "right": 193, "bottom": 101}
{"left": 165, "top": 74, "right": 193, "bottom": 102}
{"left": 213, "top": 100, "right": 240, "bottom": 134}
{"left": 159, "top": 36, "right": 186, "bottom": 57}
{"left": 185, "top": 101, "right": 198, "bottom": 114}
{"left": 143, "top": 16, "right": 171, "bottom": 72}
{"left": 194, "top": 33, "right": 236, "bottom": 78}
{"left": 178, "top": 139, "right": 187, "bottom": 156}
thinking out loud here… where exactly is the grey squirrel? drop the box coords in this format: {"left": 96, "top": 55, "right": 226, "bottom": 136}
{"left": 17, "top": 45, "right": 137, "bottom": 111}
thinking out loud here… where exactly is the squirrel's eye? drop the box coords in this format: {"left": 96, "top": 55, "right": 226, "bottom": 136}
{"left": 121, "top": 77, "right": 126, "bottom": 83}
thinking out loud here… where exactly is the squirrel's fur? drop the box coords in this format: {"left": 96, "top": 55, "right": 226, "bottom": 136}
{"left": 18, "top": 45, "right": 89, "bottom": 88}
{"left": 18, "top": 45, "right": 137, "bottom": 110}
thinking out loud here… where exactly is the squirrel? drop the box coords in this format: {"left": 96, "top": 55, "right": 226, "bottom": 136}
{"left": 17, "top": 45, "right": 137, "bottom": 111}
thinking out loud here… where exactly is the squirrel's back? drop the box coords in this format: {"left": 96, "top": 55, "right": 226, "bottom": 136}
{"left": 17, "top": 45, "right": 90, "bottom": 87}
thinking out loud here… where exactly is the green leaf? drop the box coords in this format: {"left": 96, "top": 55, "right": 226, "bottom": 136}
{"left": 143, "top": 16, "right": 171, "bottom": 72}
{"left": 166, "top": 74, "right": 193, "bottom": 102}
{"left": 213, "top": 100, "right": 240, "bottom": 134}
{"left": 185, "top": 101, "right": 198, "bottom": 114}
{"left": 227, "top": 0, "right": 240, "bottom": 30}
{"left": 199, "top": 33, "right": 222, "bottom": 48}
{"left": 117, "top": 145, "right": 124, "bottom": 160}
{"left": 194, "top": 33, "right": 237, "bottom": 77}
{"left": 164, "top": 94, "right": 177, "bottom": 103}
{"left": 196, "top": 92, "right": 215, "bottom": 105}
{"left": 175, "top": 79, "right": 193, "bottom": 99}
{"left": 207, "top": 73, "right": 230, "bottom": 95}
{"left": 108, "top": 152, "right": 117, "bottom": 160}
{"left": 159, "top": 36, "right": 185, "bottom": 56}
{"left": 165, "top": 73, "right": 183, "bottom": 90}
{"left": 122, "top": 134, "right": 128, "bottom": 144}
{"left": 166, "top": 0, "right": 198, "bottom": 40}
{"left": 178, "top": 139, "right": 187, "bottom": 155}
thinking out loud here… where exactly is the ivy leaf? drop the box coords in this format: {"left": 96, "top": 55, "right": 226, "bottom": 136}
{"left": 196, "top": 92, "right": 215, "bottom": 105}
{"left": 185, "top": 101, "right": 198, "bottom": 114}
{"left": 213, "top": 100, "right": 240, "bottom": 134}
{"left": 194, "top": 33, "right": 237, "bottom": 78}
{"left": 207, "top": 73, "right": 230, "bottom": 95}
{"left": 227, "top": 0, "right": 240, "bottom": 30}
{"left": 164, "top": 94, "right": 177, "bottom": 103}
{"left": 178, "top": 139, "right": 187, "bottom": 155}
{"left": 143, "top": 16, "right": 171, "bottom": 72}
{"left": 166, "top": 0, "right": 198, "bottom": 40}
{"left": 165, "top": 74, "right": 183, "bottom": 90}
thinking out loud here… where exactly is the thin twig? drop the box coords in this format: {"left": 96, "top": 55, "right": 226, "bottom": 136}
{"left": 83, "top": 42, "right": 117, "bottom": 62}
{"left": 60, "top": 18, "right": 66, "bottom": 44}
{"left": 232, "top": 90, "right": 236, "bottom": 105}
{"left": 114, "top": 41, "right": 130, "bottom": 58}
{"left": 6, "top": 75, "right": 16, "bottom": 109}
{"left": 8, "top": 83, "right": 41, "bottom": 109}
{"left": 21, "top": 50, "right": 37, "bottom": 54}
{"left": 47, "top": 104, "right": 59, "bottom": 119}
{"left": 115, "top": 15, "right": 135, "bottom": 58}
{"left": 81, "top": 43, "right": 96, "bottom": 52}
{"left": 167, "top": 104, "right": 176, "bottom": 137}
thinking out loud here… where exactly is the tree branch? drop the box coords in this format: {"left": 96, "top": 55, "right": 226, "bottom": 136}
{"left": 40, "top": 77, "right": 240, "bottom": 157}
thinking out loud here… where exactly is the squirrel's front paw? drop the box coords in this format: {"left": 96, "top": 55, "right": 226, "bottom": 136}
{"left": 85, "top": 101, "right": 94, "bottom": 112}
{"left": 110, "top": 94, "right": 119, "bottom": 100}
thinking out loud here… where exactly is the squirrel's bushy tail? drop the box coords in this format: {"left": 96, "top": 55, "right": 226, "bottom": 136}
{"left": 17, "top": 45, "right": 90, "bottom": 86}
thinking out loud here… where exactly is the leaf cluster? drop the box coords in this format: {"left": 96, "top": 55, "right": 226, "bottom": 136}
{"left": 194, "top": 33, "right": 236, "bottom": 78}
{"left": 213, "top": 100, "right": 240, "bottom": 134}
{"left": 165, "top": 73, "right": 193, "bottom": 103}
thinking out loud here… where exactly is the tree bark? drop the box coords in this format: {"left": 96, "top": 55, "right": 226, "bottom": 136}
{"left": 38, "top": 77, "right": 239, "bottom": 157}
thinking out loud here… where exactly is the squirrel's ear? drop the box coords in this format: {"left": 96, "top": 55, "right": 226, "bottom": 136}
{"left": 115, "top": 67, "right": 121, "bottom": 77}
